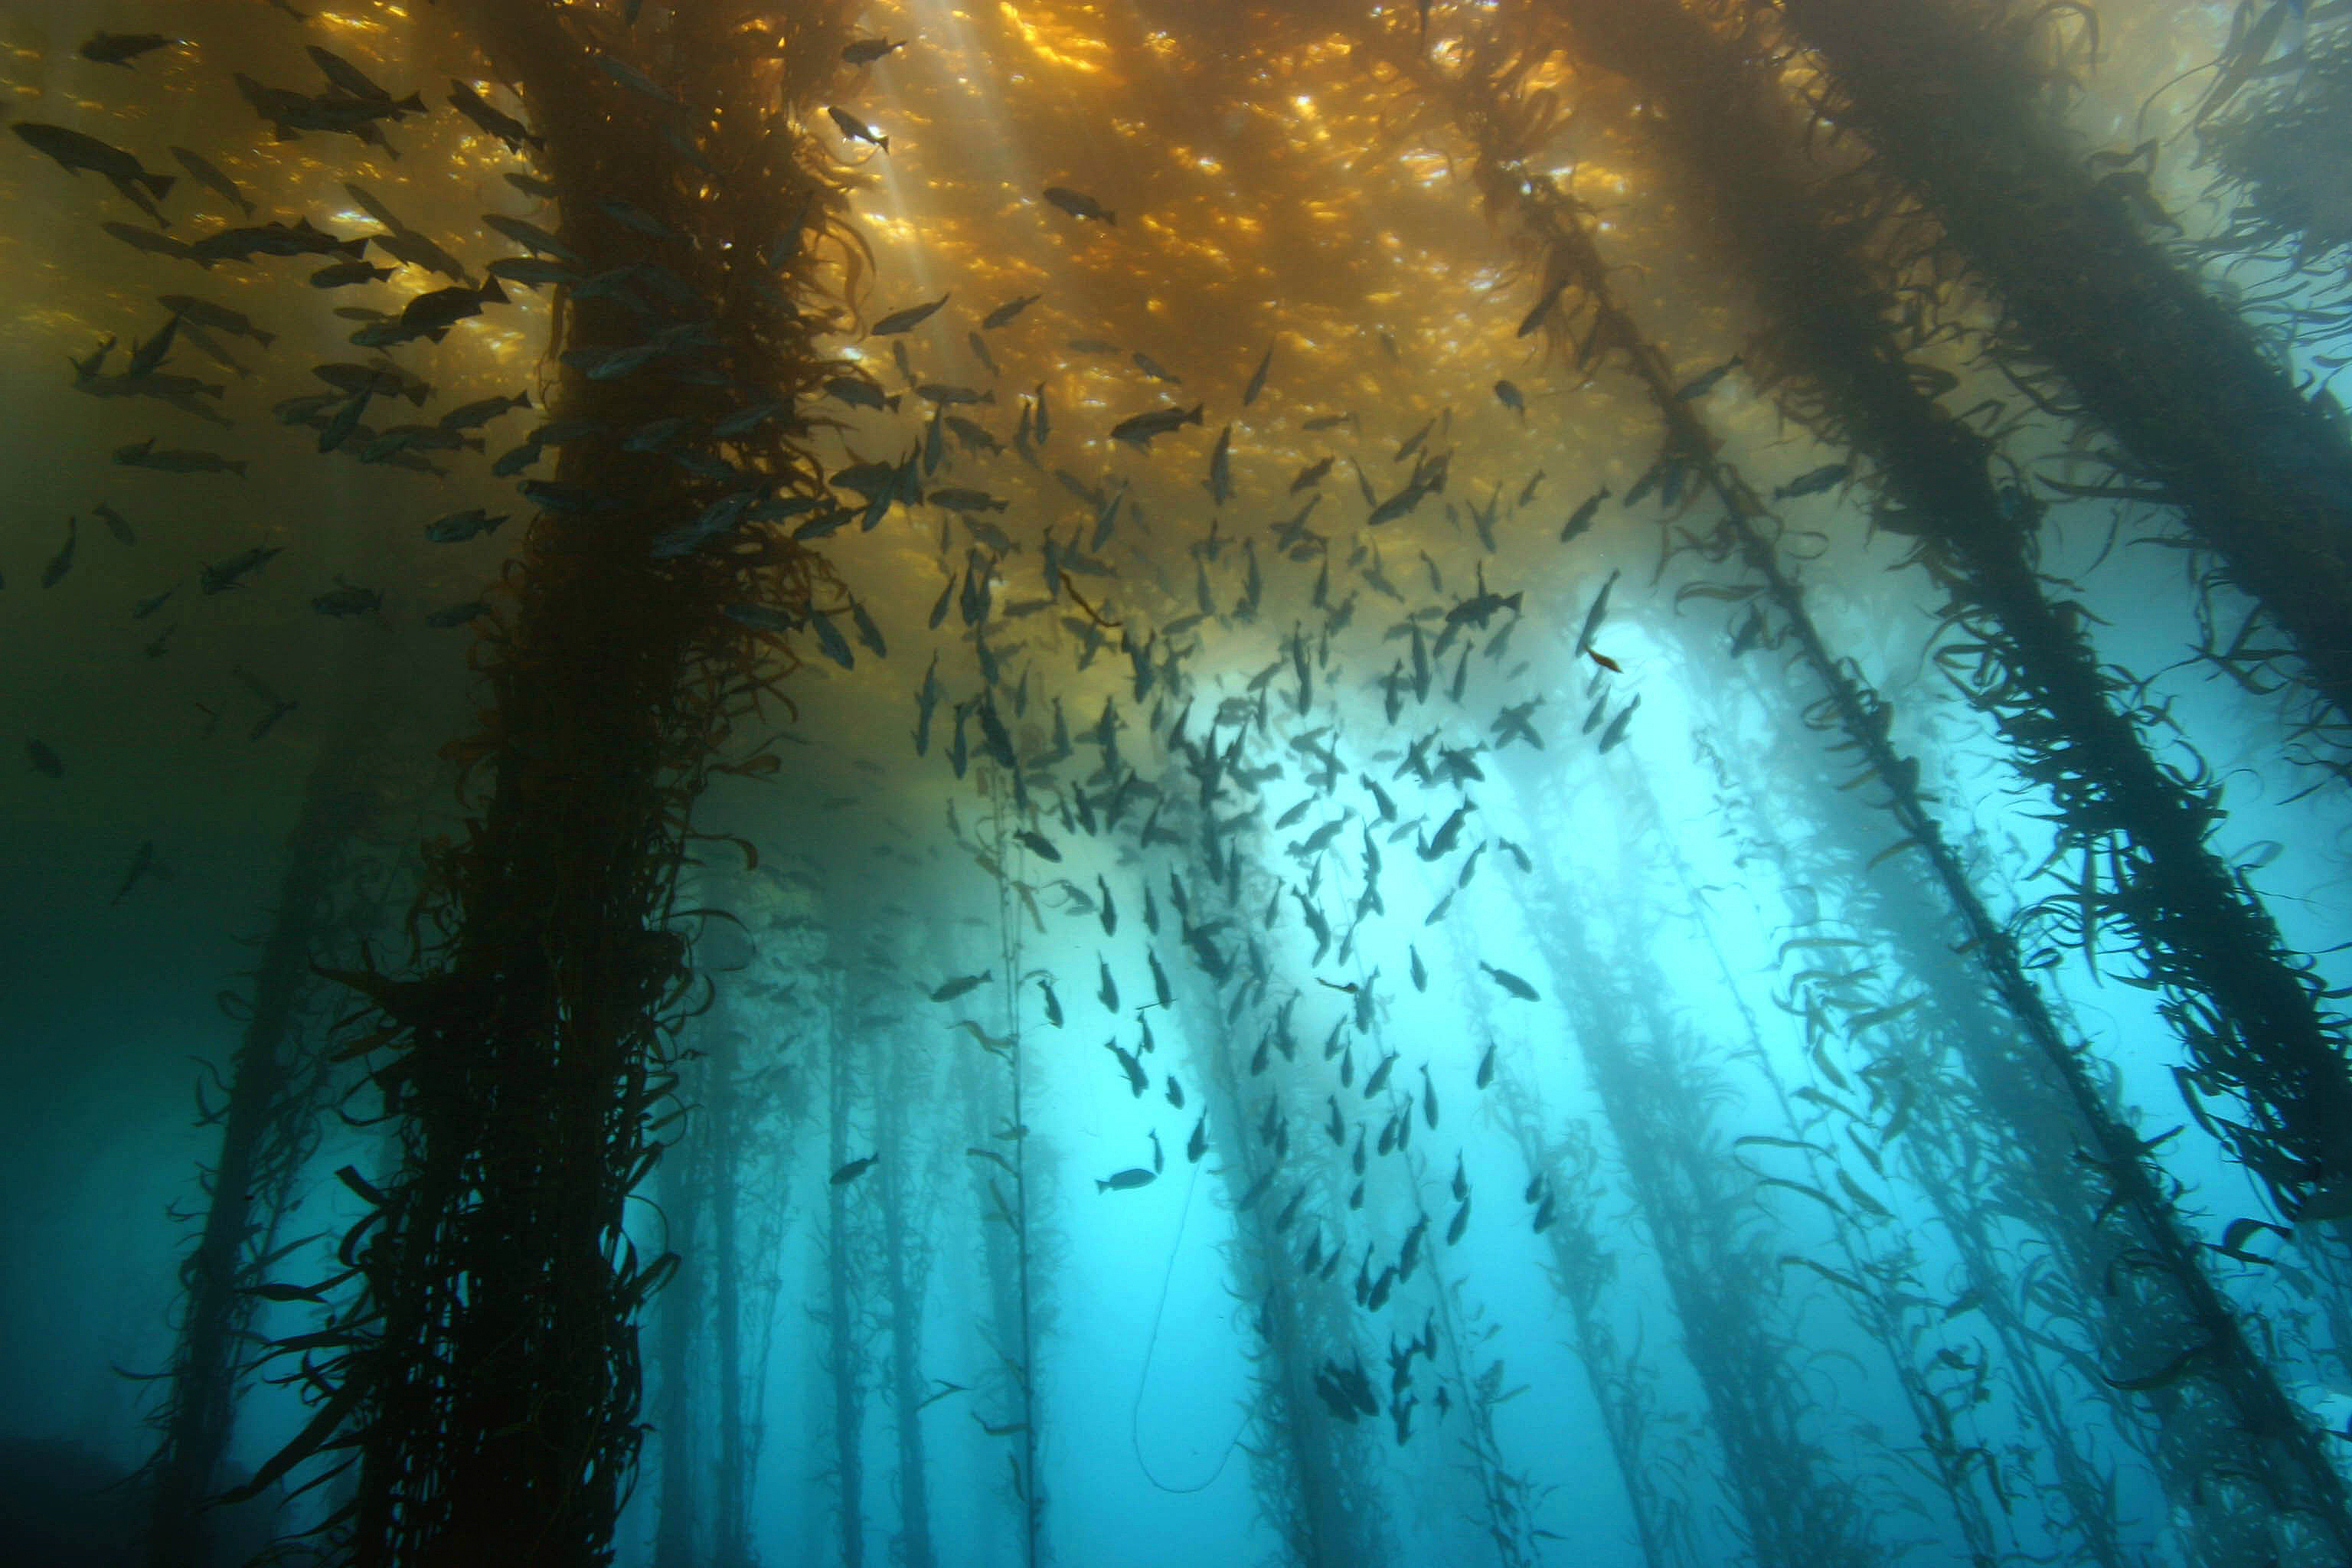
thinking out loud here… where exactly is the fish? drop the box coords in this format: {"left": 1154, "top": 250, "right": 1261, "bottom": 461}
{"left": 1493, "top": 378, "right": 1525, "bottom": 419}
{"left": 1575, "top": 568, "right": 1619, "bottom": 653}
{"left": 1243, "top": 341, "right": 1275, "bottom": 406}
{"left": 828, "top": 106, "right": 888, "bottom": 152}
{"left": 80, "top": 31, "right": 177, "bottom": 67}
{"left": 1480, "top": 962, "right": 1538, "bottom": 1001}
{"left": 1097, "top": 1167, "right": 1156, "bottom": 1193}
{"left": 103, "top": 223, "right": 202, "bottom": 265}
{"left": 1559, "top": 486, "right": 1610, "bottom": 546}
{"left": 425, "top": 600, "right": 491, "bottom": 629}
{"left": 12, "top": 122, "right": 175, "bottom": 220}
{"left": 449, "top": 81, "right": 541, "bottom": 151}
{"left": 310, "top": 260, "right": 396, "bottom": 289}
{"left": 1205, "top": 424, "right": 1233, "bottom": 504}
{"left": 1132, "top": 350, "right": 1181, "bottom": 384}
{"left": 191, "top": 217, "right": 367, "bottom": 265}
{"left": 1109, "top": 403, "right": 1204, "bottom": 449}
{"left": 830, "top": 1155, "right": 879, "bottom": 1185}
{"left": 41, "top": 518, "right": 78, "bottom": 587}
{"left": 307, "top": 44, "right": 406, "bottom": 105}
{"left": 112, "top": 839, "right": 165, "bottom": 903}
{"left": 1674, "top": 354, "right": 1743, "bottom": 400}
{"left": 115, "top": 438, "right": 247, "bottom": 478}
{"left": 483, "top": 213, "right": 578, "bottom": 263}
{"left": 930, "top": 972, "right": 991, "bottom": 1002}
{"left": 394, "top": 277, "right": 508, "bottom": 341}
{"left": 1187, "top": 1113, "right": 1208, "bottom": 1162}
{"left": 1599, "top": 694, "right": 1642, "bottom": 753}
{"left": 873, "top": 293, "right": 949, "bottom": 335}
{"left": 312, "top": 578, "right": 384, "bottom": 618}
{"left": 1043, "top": 185, "right": 1115, "bottom": 224}
{"left": 982, "top": 293, "right": 1042, "bottom": 329}
{"left": 199, "top": 544, "right": 283, "bottom": 593}
{"left": 1774, "top": 462, "right": 1851, "bottom": 501}
{"left": 1104, "top": 1037, "right": 1148, "bottom": 1096}
{"left": 168, "top": 148, "right": 253, "bottom": 217}
{"left": 842, "top": 36, "right": 906, "bottom": 65}
{"left": 439, "top": 391, "right": 532, "bottom": 432}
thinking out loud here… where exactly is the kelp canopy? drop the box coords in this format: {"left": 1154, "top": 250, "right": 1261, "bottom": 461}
{"left": 2, "top": 2, "right": 2350, "bottom": 1566}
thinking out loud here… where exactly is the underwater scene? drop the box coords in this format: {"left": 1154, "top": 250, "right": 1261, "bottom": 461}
{"left": 7, "top": 0, "right": 2352, "bottom": 1564}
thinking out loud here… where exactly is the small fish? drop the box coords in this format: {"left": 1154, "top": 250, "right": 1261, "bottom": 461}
{"left": 425, "top": 599, "right": 490, "bottom": 629}
{"left": 1243, "top": 341, "right": 1275, "bottom": 406}
{"left": 312, "top": 579, "right": 384, "bottom": 618}
{"left": 828, "top": 106, "right": 889, "bottom": 152}
{"left": 1109, "top": 403, "right": 1204, "bottom": 449}
{"left": 1493, "top": 379, "right": 1525, "bottom": 420}
{"left": 80, "top": 31, "right": 176, "bottom": 67}
{"left": 449, "top": 81, "right": 541, "bottom": 152}
{"left": 1599, "top": 694, "right": 1642, "bottom": 753}
{"left": 112, "top": 838, "right": 165, "bottom": 903}
{"left": 842, "top": 36, "right": 906, "bottom": 65}
{"left": 830, "top": 1155, "right": 879, "bottom": 1185}
{"left": 162, "top": 296, "right": 273, "bottom": 354}
{"left": 873, "top": 293, "right": 949, "bottom": 335}
{"left": 1560, "top": 485, "right": 1609, "bottom": 545}
{"left": 308, "top": 44, "right": 405, "bottom": 105}
{"left": 1043, "top": 185, "right": 1115, "bottom": 224}
{"left": 1480, "top": 962, "right": 1538, "bottom": 1001}
{"left": 1773, "top": 462, "right": 1851, "bottom": 501}
{"left": 1674, "top": 354, "right": 1743, "bottom": 400}
{"left": 1096, "top": 1167, "right": 1156, "bottom": 1193}
{"left": 1187, "top": 1112, "right": 1208, "bottom": 1162}
{"left": 311, "top": 260, "right": 396, "bottom": 289}
{"left": 982, "top": 293, "right": 1043, "bottom": 329}
{"left": 169, "top": 148, "right": 253, "bottom": 217}
{"left": 930, "top": 972, "right": 991, "bottom": 1002}
{"left": 41, "top": 518, "right": 78, "bottom": 587}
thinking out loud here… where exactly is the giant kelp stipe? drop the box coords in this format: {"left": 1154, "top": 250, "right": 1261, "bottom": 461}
{"left": 3, "top": 1, "right": 2351, "bottom": 1566}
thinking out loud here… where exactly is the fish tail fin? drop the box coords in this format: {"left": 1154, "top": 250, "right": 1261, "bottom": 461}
{"left": 399, "top": 92, "right": 426, "bottom": 115}
{"left": 510, "top": 390, "right": 532, "bottom": 409}
{"left": 479, "top": 276, "right": 509, "bottom": 305}
{"left": 142, "top": 171, "right": 175, "bottom": 200}
{"left": 228, "top": 459, "right": 249, "bottom": 478}
{"left": 877, "top": 135, "right": 890, "bottom": 152}
{"left": 1106, "top": 211, "right": 1118, "bottom": 225}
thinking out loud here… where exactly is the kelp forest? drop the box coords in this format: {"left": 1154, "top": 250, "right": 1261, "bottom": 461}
{"left": 4, "top": 0, "right": 2352, "bottom": 1565}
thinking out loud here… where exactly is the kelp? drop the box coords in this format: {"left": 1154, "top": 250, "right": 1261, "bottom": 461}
{"left": 139, "top": 700, "right": 397, "bottom": 1568}
{"left": 211, "top": 2, "right": 875, "bottom": 1561}
{"left": 1767, "top": 0, "right": 2352, "bottom": 763}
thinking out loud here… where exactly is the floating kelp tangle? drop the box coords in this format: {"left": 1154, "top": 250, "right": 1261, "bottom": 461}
{"left": 1527, "top": 0, "right": 2352, "bottom": 1283}
{"left": 261, "top": 2, "right": 867, "bottom": 1561}
{"left": 1764, "top": 0, "right": 2352, "bottom": 760}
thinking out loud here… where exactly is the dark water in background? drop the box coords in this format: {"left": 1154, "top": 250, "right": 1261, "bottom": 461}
{"left": 2, "top": 1, "right": 2351, "bottom": 1565}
